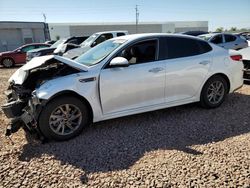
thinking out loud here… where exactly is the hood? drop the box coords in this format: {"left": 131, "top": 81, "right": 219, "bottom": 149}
{"left": 9, "top": 55, "right": 89, "bottom": 85}
{"left": 0, "top": 51, "right": 14, "bottom": 55}
{"left": 239, "top": 47, "right": 250, "bottom": 60}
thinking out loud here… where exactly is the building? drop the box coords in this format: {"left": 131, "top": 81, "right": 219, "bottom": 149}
{"left": 49, "top": 21, "right": 208, "bottom": 40}
{"left": 0, "top": 21, "right": 50, "bottom": 52}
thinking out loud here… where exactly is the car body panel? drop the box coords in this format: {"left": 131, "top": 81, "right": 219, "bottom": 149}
{"left": 164, "top": 53, "right": 212, "bottom": 102}
{"left": 100, "top": 60, "right": 166, "bottom": 114}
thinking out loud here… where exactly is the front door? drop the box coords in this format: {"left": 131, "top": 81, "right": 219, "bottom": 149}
{"left": 99, "top": 39, "right": 166, "bottom": 115}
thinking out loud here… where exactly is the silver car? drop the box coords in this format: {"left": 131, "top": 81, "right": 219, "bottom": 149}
{"left": 199, "top": 33, "right": 248, "bottom": 50}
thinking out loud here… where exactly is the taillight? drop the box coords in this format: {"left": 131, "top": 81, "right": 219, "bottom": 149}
{"left": 230, "top": 55, "right": 242, "bottom": 61}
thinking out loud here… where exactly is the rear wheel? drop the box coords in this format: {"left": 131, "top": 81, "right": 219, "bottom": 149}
{"left": 2, "top": 58, "right": 14, "bottom": 68}
{"left": 200, "top": 75, "right": 228, "bottom": 108}
{"left": 39, "top": 96, "right": 90, "bottom": 141}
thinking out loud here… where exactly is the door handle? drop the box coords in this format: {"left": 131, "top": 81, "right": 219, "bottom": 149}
{"left": 148, "top": 67, "right": 164, "bottom": 73}
{"left": 199, "top": 61, "right": 210, "bottom": 65}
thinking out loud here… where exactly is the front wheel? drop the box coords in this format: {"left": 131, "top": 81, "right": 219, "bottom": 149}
{"left": 200, "top": 75, "right": 228, "bottom": 108}
{"left": 39, "top": 96, "right": 90, "bottom": 141}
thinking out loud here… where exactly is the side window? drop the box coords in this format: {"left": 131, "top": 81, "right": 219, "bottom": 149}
{"left": 117, "top": 33, "right": 125, "bottom": 37}
{"left": 95, "top": 33, "right": 113, "bottom": 45}
{"left": 197, "top": 40, "right": 213, "bottom": 54}
{"left": 159, "top": 37, "right": 212, "bottom": 60}
{"left": 163, "top": 37, "right": 203, "bottom": 59}
{"left": 210, "top": 35, "right": 223, "bottom": 44}
{"left": 36, "top": 45, "right": 47, "bottom": 49}
{"left": 225, "top": 34, "right": 236, "bottom": 42}
{"left": 21, "top": 46, "right": 36, "bottom": 52}
{"left": 119, "top": 40, "right": 157, "bottom": 64}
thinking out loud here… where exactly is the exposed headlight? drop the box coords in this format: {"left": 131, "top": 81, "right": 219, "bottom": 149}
{"left": 31, "top": 91, "right": 40, "bottom": 105}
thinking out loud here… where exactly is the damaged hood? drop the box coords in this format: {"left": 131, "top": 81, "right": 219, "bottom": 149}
{"left": 9, "top": 55, "right": 89, "bottom": 85}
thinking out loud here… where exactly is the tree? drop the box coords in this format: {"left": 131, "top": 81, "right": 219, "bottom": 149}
{"left": 215, "top": 27, "right": 224, "bottom": 32}
{"left": 229, "top": 27, "right": 237, "bottom": 32}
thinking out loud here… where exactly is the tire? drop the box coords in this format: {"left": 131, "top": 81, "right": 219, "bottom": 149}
{"left": 200, "top": 75, "right": 228, "bottom": 108}
{"left": 2, "top": 58, "right": 14, "bottom": 68}
{"left": 38, "top": 96, "right": 90, "bottom": 141}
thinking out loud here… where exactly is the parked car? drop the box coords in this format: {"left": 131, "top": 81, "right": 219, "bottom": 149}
{"left": 180, "top": 30, "right": 209, "bottom": 36}
{"left": 2, "top": 33, "right": 243, "bottom": 141}
{"left": 198, "top": 33, "right": 248, "bottom": 50}
{"left": 234, "top": 32, "right": 250, "bottom": 40}
{"left": 45, "top": 40, "right": 57, "bottom": 45}
{"left": 63, "top": 31, "right": 128, "bottom": 59}
{"left": 0, "top": 43, "right": 50, "bottom": 68}
{"left": 239, "top": 47, "right": 250, "bottom": 82}
{"left": 26, "top": 36, "right": 88, "bottom": 61}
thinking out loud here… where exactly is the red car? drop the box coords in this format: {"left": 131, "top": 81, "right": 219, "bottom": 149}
{"left": 0, "top": 43, "right": 50, "bottom": 68}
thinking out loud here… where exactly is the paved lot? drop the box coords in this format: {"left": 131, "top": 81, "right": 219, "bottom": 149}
{"left": 0, "top": 67, "right": 249, "bottom": 187}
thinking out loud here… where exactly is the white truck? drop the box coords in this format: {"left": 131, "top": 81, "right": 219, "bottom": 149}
{"left": 62, "top": 31, "right": 128, "bottom": 59}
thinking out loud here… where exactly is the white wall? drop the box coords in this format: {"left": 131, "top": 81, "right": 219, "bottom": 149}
{"left": 49, "top": 25, "right": 70, "bottom": 40}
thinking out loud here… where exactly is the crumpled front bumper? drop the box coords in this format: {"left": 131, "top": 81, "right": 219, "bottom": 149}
{"left": 1, "top": 92, "right": 44, "bottom": 139}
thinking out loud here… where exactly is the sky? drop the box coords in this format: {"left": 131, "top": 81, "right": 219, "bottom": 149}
{"left": 0, "top": 0, "right": 249, "bottom": 31}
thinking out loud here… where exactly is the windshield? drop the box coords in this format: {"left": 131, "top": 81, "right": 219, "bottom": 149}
{"left": 75, "top": 39, "right": 126, "bottom": 66}
{"left": 51, "top": 39, "right": 66, "bottom": 48}
{"left": 80, "top": 34, "right": 98, "bottom": 47}
{"left": 199, "top": 35, "right": 213, "bottom": 41}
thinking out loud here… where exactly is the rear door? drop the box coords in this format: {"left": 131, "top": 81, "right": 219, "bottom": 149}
{"left": 210, "top": 34, "right": 224, "bottom": 48}
{"left": 224, "top": 34, "right": 237, "bottom": 49}
{"left": 99, "top": 39, "right": 166, "bottom": 114}
{"left": 160, "top": 37, "right": 212, "bottom": 102}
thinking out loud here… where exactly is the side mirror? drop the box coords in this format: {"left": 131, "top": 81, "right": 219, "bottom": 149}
{"left": 110, "top": 57, "right": 129, "bottom": 67}
{"left": 16, "top": 49, "right": 22, "bottom": 53}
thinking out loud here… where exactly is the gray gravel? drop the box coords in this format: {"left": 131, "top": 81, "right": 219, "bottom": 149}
{"left": 0, "top": 67, "right": 250, "bottom": 188}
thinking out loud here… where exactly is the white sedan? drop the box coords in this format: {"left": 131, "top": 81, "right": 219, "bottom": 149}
{"left": 2, "top": 34, "right": 244, "bottom": 141}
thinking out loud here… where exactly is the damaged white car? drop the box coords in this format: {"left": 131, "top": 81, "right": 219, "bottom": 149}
{"left": 2, "top": 34, "right": 244, "bottom": 141}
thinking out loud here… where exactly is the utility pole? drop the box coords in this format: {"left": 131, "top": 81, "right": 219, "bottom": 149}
{"left": 135, "top": 5, "right": 139, "bottom": 33}
{"left": 42, "top": 13, "right": 50, "bottom": 41}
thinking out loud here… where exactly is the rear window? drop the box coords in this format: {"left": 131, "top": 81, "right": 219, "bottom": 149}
{"left": 224, "top": 34, "right": 237, "bottom": 42}
{"left": 159, "top": 37, "right": 212, "bottom": 60}
{"left": 117, "top": 33, "right": 126, "bottom": 37}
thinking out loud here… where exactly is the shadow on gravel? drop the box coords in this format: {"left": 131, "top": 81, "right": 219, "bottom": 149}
{"left": 18, "top": 92, "right": 250, "bottom": 182}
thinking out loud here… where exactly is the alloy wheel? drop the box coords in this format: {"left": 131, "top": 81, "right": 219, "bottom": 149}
{"left": 49, "top": 104, "right": 83, "bottom": 136}
{"left": 207, "top": 81, "right": 225, "bottom": 104}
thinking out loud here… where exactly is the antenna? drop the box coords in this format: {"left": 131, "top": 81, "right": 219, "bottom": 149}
{"left": 42, "top": 13, "right": 46, "bottom": 23}
{"left": 135, "top": 5, "right": 139, "bottom": 33}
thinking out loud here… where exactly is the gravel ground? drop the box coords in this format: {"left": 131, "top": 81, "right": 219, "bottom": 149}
{"left": 0, "top": 67, "right": 249, "bottom": 188}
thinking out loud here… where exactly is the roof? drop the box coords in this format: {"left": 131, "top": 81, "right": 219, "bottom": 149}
{"left": 95, "top": 31, "right": 128, "bottom": 35}
{"left": 115, "top": 33, "right": 205, "bottom": 41}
